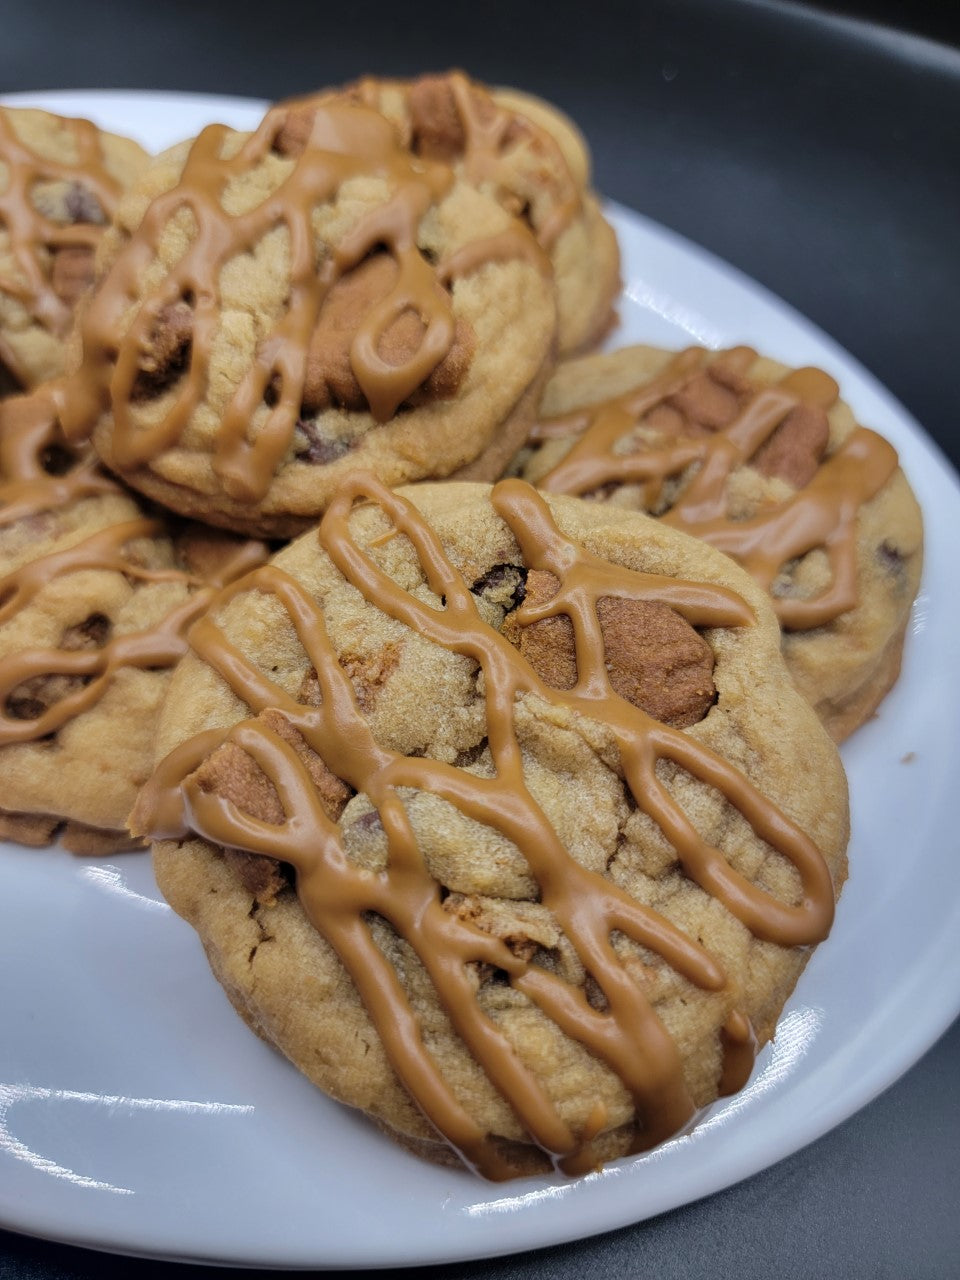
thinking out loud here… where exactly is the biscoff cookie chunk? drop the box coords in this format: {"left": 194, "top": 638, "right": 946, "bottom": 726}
{"left": 310, "top": 72, "right": 620, "bottom": 356}
{"left": 59, "top": 97, "right": 557, "bottom": 537}
{"left": 0, "top": 107, "right": 148, "bottom": 391}
{"left": 521, "top": 345, "right": 923, "bottom": 741}
{"left": 136, "top": 474, "right": 848, "bottom": 1180}
{"left": 0, "top": 388, "right": 266, "bottom": 850}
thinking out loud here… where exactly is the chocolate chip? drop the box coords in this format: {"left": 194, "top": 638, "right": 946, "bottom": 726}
{"left": 60, "top": 613, "right": 111, "bottom": 651}
{"left": 5, "top": 692, "right": 47, "bottom": 721}
{"left": 453, "top": 739, "right": 489, "bottom": 770}
{"left": 4, "top": 614, "right": 113, "bottom": 725}
{"left": 470, "top": 563, "right": 528, "bottom": 614}
{"left": 486, "top": 967, "right": 512, "bottom": 986}
{"left": 584, "top": 974, "right": 609, "bottom": 1011}
{"left": 63, "top": 182, "right": 106, "bottom": 226}
{"left": 6, "top": 672, "right": 90, "bottom": 721}
{"left": 39, "top": 441, "right": 79, "bottom": 476}
{"left": 0, "top": 360, "right": 23, "bottom": 398}
{"left": 877, "top": 540, "right": 905, "bottom": 575}
{"left": 350, "top": 808, "right": 384, "bottom": 835}
{"left": 294, "top": 420, "right": 352, "bottom": 465}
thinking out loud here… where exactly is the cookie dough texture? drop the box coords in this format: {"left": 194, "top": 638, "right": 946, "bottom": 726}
{"left": 0, "top": 106, "right": 148, "bottom": 390}
{"left": 150, "top": 482, "right": 848, "bottom": 1177}
{"left": 77, "top": 102, "right": 558, "bottom": 537}
{"left": 524, "top": 344, "right": 924, "bottom": 741}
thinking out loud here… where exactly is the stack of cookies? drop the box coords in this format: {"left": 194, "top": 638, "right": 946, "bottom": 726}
{"left": 0, "top": 73, "right": 922, "bottom": 1180}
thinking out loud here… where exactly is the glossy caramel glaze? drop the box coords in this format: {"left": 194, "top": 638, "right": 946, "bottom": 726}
{"left": 0, "top": 111, "right": 126, "bottom": 385}
{"left": 58, "top": 99, "right": 546, "bottom": 505}
{"left": 533, "top": 347, "right": 899, "bottom": 630}
{"left": 135, "top": 473, "right": 839, "bottom": 1179}
{"left": 0, "top": 389, "right": 267, "bottom": 749}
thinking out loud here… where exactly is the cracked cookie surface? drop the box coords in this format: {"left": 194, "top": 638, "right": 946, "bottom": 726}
{"left": 139, "top": 477, "right": 848, "bottom": 1179}
{"left": 521, "top": 344, "right": 924, "bottom": 740}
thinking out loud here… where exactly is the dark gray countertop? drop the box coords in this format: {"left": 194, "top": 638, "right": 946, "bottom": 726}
{"left": 1, "top": 1, "right": 958, "bottom": 1275}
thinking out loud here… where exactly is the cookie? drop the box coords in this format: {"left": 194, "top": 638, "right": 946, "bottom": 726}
{"left": 521, "top": 344, "right": 924, "bottom": 741}
{"left": 313, "top": 72, "right": 621, "bottom": 356}
{"left": 0, "top": 107, "right": 148, "bottom": 391}
{"left": 489, "top": 87, "right": 592, "bottom": 190}
{"left": 58, "top": 97, "right": 557, "bottom": 538}
{"left": 0, "top": 387, "right": 266, "bottom": 850}
{"left": 135, "top": 473, "right": 848, "bottom": 1180}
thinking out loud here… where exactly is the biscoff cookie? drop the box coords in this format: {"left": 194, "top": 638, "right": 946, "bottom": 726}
{"left": 0, "top": 387, "right": 265, "bottom": 851}
{"left": 313, "top": 72, "right": 620, "bottom": 356}
{"left": 0, "top": 107, "right": 148, "bottom": 391}
{"left": 521, "top": 344, "right": 923, "bottom": 741}
{"left": 135, "top": 473, "right": 848, "bottom": 1180}
{"left": 58, "top": 97, "right": 557, "bottom": 538}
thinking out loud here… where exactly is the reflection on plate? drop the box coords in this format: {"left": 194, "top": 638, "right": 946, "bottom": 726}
{"left": 0, "top": 91, "right": 959, "bottom": 1269}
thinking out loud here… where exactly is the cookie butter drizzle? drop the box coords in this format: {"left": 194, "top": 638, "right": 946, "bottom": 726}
{"left": 349, "top": 72, "right": 581, "bottom": 251}
{"left": 0, "top": 387, "right": 116, "bottom": 525}
{"left": 57, "top": 100, "right": 544, "bottom": 503}
{"left": 0, "top": 110, "right": 122, "bottom": 379}
{"left": 136, "top": 473, "right": 837, "bottom": 1180}
{"left": 0, "top": 391, "right": 267, "bottom": 747}
{"left": 534, "top": 347, "right": 900, "bottom": 629}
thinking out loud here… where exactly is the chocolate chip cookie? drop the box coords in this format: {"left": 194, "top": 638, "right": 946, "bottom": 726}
{"left": 312, "top": 72, "right": 620, "bottom": 356}
{"left": 0, "top": 106, "right": 148, "bottom": 391}
{"left": 0, "top": 387, "right": 265, "bottom": 850}
{"left": 521, "top": 344, "right": 924, "bottom": 740}
{"left": 136, "top": 475, "right": 848, "bottom": 1179}
{"left": 60, "top": 97, "right": 557, "bottom": 537}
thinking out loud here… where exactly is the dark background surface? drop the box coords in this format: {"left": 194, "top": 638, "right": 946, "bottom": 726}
{"left": 2, "top": 1, "right": 959, "bottom": 1276}
{"left": 3, "top": 0, "right": 960, "bottom": 472}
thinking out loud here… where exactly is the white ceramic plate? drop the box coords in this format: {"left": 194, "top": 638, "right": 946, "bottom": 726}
{"left": 1, "top": 91, "right": 959, "bottom": 1270}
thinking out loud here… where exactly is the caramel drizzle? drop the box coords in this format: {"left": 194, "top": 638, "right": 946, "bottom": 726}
{"left": 535, "top": 348, "right": 900, "bottom": 630}
{"left": 0, "top": 110, "right": 122, "bottom": 382}
{"left": 352, "top": 72, "right": 581, "bottom": 251}
{"left": 136, "top": 472, "right": 837, "bottom": 1180}
{"left": 437, "top": 227, "right": 551, "bottom": 285}
{"left": 0, "top": 387, "right": 117, "bottom": 525}
{"left": 0, "top": 389, "right": 267, "bottom": 747}
{"left": 445, "top": 72, "right": 580, "bottom": 251}
{"left": 59, "top": 100, "right": 542, "bottom": 504}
